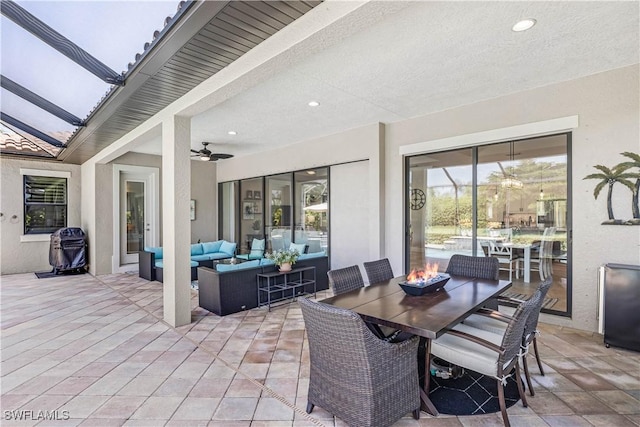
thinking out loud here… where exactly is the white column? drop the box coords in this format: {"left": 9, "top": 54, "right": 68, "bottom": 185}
{"left": 369, "top": 123, "right": 385, "bottom": 261}
{"left": 80, "top": 161, "right": 97, "bottom": 276}
{"left": 162, "top": 115, "right": 192, "bottom": 327}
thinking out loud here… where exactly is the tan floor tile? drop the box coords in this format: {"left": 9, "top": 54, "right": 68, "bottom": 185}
{"left": 267, "top": 363, "right": 300, "bottom": 379}
{"left": 539, "top": 415, "right": 593, "bottom": 426}
{"left": 152, "top": 376, "right": 198, "bottom": 397}
{"left": 130, "top": 396, "right": 184, "bottom": 419}
{"left": 592, "top": 390, "right": 640, "bottom": 414}
{"left": 225, "top": 378, "right": 264, "bottom": 398}
{"left": 117, "top": 375, "right": 166, "bottom": 396}
{"left": 45, "top": 376, "right": 100, "bottom": 395}
{"left": 171, "top": 397, "right": 220, "bottom": 420}
{"left": 561, "top": 371, "right": 618, "bottom": 391}
{"left": 264, "top": 378, "right": 299, "bottom": 398}
{"left": 531, "top": 373, "right": 583, "bottom": 392}
{"left": 189, "top": 378, "right": 232, "bottom": 398}
{"left": 253, "top": 398, "right": 295, "bottom": 421}
{"left": 59, "top": 395, "right": 111, "bottom": 418}
{"left": 554, "top": 391, "right": 615, "bottom": 414}
{"left": 212, "top": 397, "right": 259, "bottom": 420}
{"left": 583, "top": 414, "right": 639, "bottom": 427}
{"left": 525, "top": 392, "right": 574, "bottom": 415}
{"left": 88, "top": 395, "right": 146, "bottom": 419}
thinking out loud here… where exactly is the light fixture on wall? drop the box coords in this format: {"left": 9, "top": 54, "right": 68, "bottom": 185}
{"left": 501, "top": 141, "right": 523, "bottom": 189}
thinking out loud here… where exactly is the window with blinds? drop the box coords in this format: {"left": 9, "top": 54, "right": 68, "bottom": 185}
{"left": 23, "top": 175, "right": 67, "bottom": 234}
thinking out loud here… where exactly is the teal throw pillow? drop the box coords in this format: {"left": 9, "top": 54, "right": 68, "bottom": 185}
{"left": 219, "top": 241, "right": 237, "bottom": 256}
{"left": 289, "top": 243, "right": 306, "bottom": 254}
{"left": 202, "top": 240, "right": 223, "bottom": 253}
{"left": 190, "top": 243, "right": 204, "bottom": 256}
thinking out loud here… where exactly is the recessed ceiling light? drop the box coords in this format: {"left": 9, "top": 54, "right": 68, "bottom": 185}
{"left": 512, "top": 18, "right": 536, "bottom": 32}
{"left": 307, "top": 170, "right": 316, "bottom": 175}
{"left": 308, "top": 101, "right": 320, "bottom": 107}
{"left": 228, "top": 131, "right": 237, "bottom": 135}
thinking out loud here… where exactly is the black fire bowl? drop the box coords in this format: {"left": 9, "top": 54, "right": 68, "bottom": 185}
{"left": 399, "top": 274, "right": 450, "bottom": 296}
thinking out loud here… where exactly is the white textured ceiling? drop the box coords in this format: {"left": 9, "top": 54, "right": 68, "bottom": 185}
{"left": 133, "top": 1, "right": 639, "bottom": 159}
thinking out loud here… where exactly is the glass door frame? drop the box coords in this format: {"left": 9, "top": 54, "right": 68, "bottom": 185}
{"left": 404, "top": 133, "right": 572, "bottom": 317}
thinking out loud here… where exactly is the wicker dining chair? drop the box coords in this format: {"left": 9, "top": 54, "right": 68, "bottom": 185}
{"left": 463, "top": 276, "right": 554, "bottom": 395}
{"left": 363, "top": 258, "right": 394, "bottom": 284}
{"left": 430, "top": 291, "right": 541, "bottom": 427}
{"left": 445, "top": 254, "right": 500, "bottom": 280}
{"left": 327, "top": 265, "right": 365, "bottom": 295}
{"left": 299, "top": 297, "right": 421, "bottom": 427}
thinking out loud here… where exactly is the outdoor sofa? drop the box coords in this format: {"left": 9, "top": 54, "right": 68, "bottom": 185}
{"left": 139, "top": 240, "right": 237, "bottom": 282}
{"left": 198, "top": 252, "right": 329, "bottom": 316}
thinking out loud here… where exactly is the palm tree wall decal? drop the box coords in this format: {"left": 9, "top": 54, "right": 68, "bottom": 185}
{"left": 618, "top": 151, "right": 640, "bottom": 220}
{"left": 584, "top": 152, "right": 640, "bottom": 225}
{"left": 584, "top": 164, "right": 632, "bottom": 223}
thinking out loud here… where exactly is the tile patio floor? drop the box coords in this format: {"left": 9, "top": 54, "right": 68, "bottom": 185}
{"left": 1, "top": 272, "right": 638, "bottom": 426}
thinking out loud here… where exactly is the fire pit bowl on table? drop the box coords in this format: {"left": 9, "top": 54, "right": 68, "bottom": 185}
{"left": 399, "top": 273, "right": 450, "bottom": 296}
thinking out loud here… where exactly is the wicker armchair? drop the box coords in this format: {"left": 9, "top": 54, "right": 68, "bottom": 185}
{"left": 299, "top": 297, "right": 421, "bottom": 427}
{"left": 445, "top": 254, "right": 499, "bottom": 280}
{"left": 430, "top": 291, "right": 541, "bottom": 427}
{"left": 327, "top": 265, "right": 365, "bottom": 295}
{"left": 462, "top": 276, "right": 554, "bottom": 395}
{"left": 363, "top": 258, "right": 394, "bottom": 284}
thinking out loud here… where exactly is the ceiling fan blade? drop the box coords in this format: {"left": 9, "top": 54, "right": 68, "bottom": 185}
{"left": 210, "top": 153, "right": 233, "bottom": 160}
{"left": 190, "top": 149, "right": 201, "bottom": 154}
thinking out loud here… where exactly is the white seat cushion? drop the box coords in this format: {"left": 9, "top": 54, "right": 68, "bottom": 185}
{"left": 463, "top": 314, "right": 508, "bottom": 335}
{"left": 431, "top": 323, "right": 508, "bottom": 379}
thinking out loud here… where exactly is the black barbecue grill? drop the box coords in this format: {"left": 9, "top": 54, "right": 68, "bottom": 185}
{"left": 49, "top": 227, "right": 88, "bottom": 274}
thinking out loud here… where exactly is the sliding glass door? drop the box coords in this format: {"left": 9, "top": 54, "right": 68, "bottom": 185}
{"left": 266, "top": 174, "right": 292, "bottom": 252}
{"left": 406, "top": 134, "right": 570, "bottom": 315}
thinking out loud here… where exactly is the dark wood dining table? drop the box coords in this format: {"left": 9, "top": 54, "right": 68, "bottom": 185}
{"left": 320, "top": 274, "right": 512, "bottom": 416}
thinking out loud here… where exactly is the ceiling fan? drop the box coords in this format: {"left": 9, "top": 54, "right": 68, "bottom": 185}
{"left": 190, "top": 142, "right": 234, "bottom": 161}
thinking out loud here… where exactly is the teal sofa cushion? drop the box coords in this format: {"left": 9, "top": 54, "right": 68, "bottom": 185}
{"left": 202, "top": 240, "right": 223, "bottom": 254}
{"left": 190, "top": 254, "right": 211, "bottom": 262}
{"left": 156, "top": 260, "right": 198, "bottom": 268}
{"left": 298, "top": 252, "right": 325, "bottom": 260}
{"left": 289, "top": 243, "right": 306, "bottom": 254}
{"left": 191, "top": 243, "right": 204, "bottom": 256}
{"left": 216, "top": 259, "right": 260, "bottom": 272}
{"left": 260, "top": 258, "right": 275, "bottom": 266}
{"left": 220, "top": 241, "right": 237, "bottom": 257}
{"left": 145, "top": 246, "right": 163, "bottom": 260}
{"left": 207, "top": 252, "right": 231, "bottom": 260}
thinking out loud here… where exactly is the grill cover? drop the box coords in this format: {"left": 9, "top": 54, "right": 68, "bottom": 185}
{"left": 49, "top": 227, "right": 87, "bottom": 272}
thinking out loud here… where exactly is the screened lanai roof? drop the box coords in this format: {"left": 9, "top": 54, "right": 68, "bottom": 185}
{"left": 1, "top": 0, "right": 321, "bottom": 162}
{"left": 1, "top": 0, "right": 184, "bottom": 158}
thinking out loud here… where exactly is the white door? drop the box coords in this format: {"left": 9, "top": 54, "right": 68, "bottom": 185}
{"left": 119, "top": 170, "right": 157, "bottom": 265}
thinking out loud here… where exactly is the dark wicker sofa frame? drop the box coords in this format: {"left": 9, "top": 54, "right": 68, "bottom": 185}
{"left": 198, "top": 255, "right": 329, "bottom": 316}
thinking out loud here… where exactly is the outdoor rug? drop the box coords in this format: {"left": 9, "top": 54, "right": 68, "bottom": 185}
{"left": 428, "top": 366, "right": 520, "bottom": 415}
{"left": 501, "top": 290, "right": 558, "bottom": 310}
{"left": 35, "top": 269, "right": 86, "bottom": 279}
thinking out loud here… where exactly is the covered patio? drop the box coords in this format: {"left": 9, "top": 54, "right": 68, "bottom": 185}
{"left": 2, "top": 273, "right": 639, "bottom": 426}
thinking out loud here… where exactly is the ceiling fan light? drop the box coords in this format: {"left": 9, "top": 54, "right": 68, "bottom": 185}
{"left": 200, "top": 154, "right": 210, "bottom": 161}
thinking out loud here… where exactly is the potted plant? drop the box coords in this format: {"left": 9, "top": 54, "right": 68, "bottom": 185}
{"left": 265, "top": 249, "right": 300, "bottom": 272}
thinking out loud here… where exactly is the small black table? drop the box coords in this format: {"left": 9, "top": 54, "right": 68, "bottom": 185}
{"left": 257, "top": 266, "right": 316, "bottom": 311}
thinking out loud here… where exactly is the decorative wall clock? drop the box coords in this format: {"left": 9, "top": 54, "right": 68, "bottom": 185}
{"left": 410, "top": 188, "right": 426, "bottom": 210}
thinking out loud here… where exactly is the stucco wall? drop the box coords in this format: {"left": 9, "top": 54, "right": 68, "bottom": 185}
{"left": 88, "top": 152, "right": 217, "bottom": 275}
{"left": 190, "top": 159, "right": 217, "bottom": 243}
{"left": 1, "top": 158, "right": 81, "bottom": 274}
{"left": 385, "top": 65, "right": 640, "bottom": 332}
